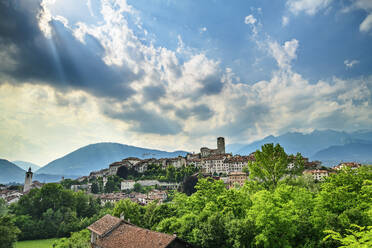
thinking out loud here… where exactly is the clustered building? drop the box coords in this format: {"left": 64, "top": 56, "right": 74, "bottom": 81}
{"left": 102, "top": 137, "right": 255, "bottom": 176}
{"left": 302, "top": 162, "right": 362, "bottom": 181}
{"left": 96, "top": 189, "right": 168, "bottom": 206}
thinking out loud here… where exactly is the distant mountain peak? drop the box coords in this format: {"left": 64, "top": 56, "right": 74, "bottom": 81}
{"left": 36, "top": 142, "right": 188, "bottom": 176}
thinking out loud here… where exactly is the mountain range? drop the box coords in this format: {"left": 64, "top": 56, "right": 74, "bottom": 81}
{"left": 227, "top": 129, "right": 372, "bottom": 165}
{"left": 36, "top": 142, "right": 187, "bottom": 176}
{"left": 2, "top": 130, "right": 372, "bottom": 184}
{"left": 0, "top": 159, "right": 77, "bottom": 184}
{"left": 0, "top": 159, "right": 27, "bottom": 184}
{"left": 12, "top": 161, "right": 40, "bottom": 172}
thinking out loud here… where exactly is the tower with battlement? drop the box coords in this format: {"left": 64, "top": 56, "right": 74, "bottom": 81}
{"left": 23, "top": 167, "right": 33, "bottom": 193}
{"left": 199, "top": 137, "right": 226, "bottom": 158}
{"left": 217, "top": 137, "right": 225, "bottom": 154}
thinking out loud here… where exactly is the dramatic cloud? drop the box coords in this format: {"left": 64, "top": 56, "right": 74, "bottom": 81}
{"left": 103, "top": 103, "right": 182, "bottom": 135}
{"left": 1, "top": 0, "right": 371, "bottom": 164}
{"left": 0, "top": 0, "right": 138, "bottom": 100}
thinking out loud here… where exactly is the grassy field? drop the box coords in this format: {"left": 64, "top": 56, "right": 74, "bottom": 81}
{"left": 15, "top": 238, "right": 58, "bottom": 248}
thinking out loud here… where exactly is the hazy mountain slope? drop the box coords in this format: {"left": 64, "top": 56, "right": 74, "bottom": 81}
{"left": 235, "top": 130, "right": 372, "bottom": 157}
{"left": 37, "top": 142, "right": 188, "bottom": 176}
{"left": 12, "top": 160, "right": 41, "bottom": 172}
{"left": 311, "top": 143, "right": 372, "bottom": 166}
{"left": 0, "top": 159, "right": 26, "bottom": 184}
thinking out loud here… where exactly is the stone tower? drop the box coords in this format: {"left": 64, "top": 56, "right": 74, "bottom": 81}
{"left": 23, "top": 167, "right": 33, "bottom": 193}
{"left": 217, "top": 137, "right": 225, "bottom": 154}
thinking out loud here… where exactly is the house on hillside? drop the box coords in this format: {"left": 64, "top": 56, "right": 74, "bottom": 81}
{"left": 332, "top": 162, "right": 361, "bottom": 170}
{"left": 88, "top": 214, "right": 193, "bottom": 248}
{"left": 228, "top": 171, "right": 248, "bottom": 188}
{"left": 202, "top": 154, "right": 230, "bottom": 174}
{"left": 303, "top": 169, "right": 330, "bottom": 181}
{"left": 224, "top": 155, "right": 254, "bottom": 172}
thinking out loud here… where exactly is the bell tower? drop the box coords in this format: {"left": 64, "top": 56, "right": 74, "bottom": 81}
{"left": 23, "top": 167, "right": 33, "bottom": 193}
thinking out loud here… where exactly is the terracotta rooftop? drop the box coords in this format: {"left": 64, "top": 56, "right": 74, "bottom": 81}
{"left": 87, "top": 214, "right": 123, "bottom": 236}
{"left": 203, "top": 155, "right": 227, "bottom": 161}
{"left": 94, "top": 220, "right": 177, "bottom": 248}
{"left": 225, "top": 156, "right": 254, "bottom": 163}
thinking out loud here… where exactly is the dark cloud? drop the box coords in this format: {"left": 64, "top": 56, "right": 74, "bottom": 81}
{"left": 175, "top": 104, "right": 214, "bottom": 121}
{"left": 143, "top": 85, "right": 166, "bottom": 102}
{"left": 199, "top": 74, "right": 224, "bottom": 95}
{"left": 103, "top": 103, "right": 183, "bottom": 135}
{"left": 216, "top": 104, "right": 270, "bottom": 137}
{"left": 314, "top": 110, "right": 352, "bottom": 130}
{"left": 0, "top": 0, "right": 139, "bottom": 100}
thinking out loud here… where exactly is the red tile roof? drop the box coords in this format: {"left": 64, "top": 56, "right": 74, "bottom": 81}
{"left": 94, "top": 221, "right": 177, "bottom": 248}
{"left": 87, "top": 214, "right": 122, "bottom": 236}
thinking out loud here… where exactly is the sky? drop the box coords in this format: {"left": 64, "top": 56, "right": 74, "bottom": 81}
{"left": 0, "top": 0, "right": 372, "bottom": 165}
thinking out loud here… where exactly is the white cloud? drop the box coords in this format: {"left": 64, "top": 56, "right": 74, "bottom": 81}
{"left": 360, "top": 13, "right": 372, "bottom": 32}
{"left": 342, "top": 1, "right": 372, "bottom": 33}
{"left": 287, "top": 0, "right": 333, "bottom": 15}
{"left": 268, "top": 39, "right": 299, "bottom": 69}
{"left": 344, "top": 59, "right": 360, "bottom": 69}
{"left": 38, "top": 0, "right": 55, "bottom": 37}
{"left": 199, "top": 27, "right": 207, "bottom": 34}
{"left": 282, "top": 16, "right": 290, "bottom": 27}
{"left": 244, "top": 15, "right": 257, "bottom": 25}
{"left": 244, "top": 14, "right": 259, "bottom": 36}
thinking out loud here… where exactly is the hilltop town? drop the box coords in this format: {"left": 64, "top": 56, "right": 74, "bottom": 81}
{"left": 1, "top": 137, "right": 364, "bottom": 207}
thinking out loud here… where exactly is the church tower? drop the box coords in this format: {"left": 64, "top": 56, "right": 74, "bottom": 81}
{"left": 217, "top": 137, "right": 225, "bottom": 154}
{"left": 23, "top": 167, "right": 33, "bottom": 193}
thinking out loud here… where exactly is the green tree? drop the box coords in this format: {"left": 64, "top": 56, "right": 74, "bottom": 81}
{"left": 248, "top": 143, "right": 304, "bottom": 190}
{"left": 133, "top": 183, "right": 143, "bottom": 192}
{"left": 0, "top": 199, "right": 7, "bottom": 216}
{"left": 104, "top": 176, "right": 120, "bottom": 193}
{"left": 91, "top": 182, "right": 99, "bottom": 194}
{"left": 324, "top": 224, "right": 372, "bottom": 248}
{"left": 312, "top": 166, "right": 372, "bottom": 241}
{"left": 113, "top": 199, "right": 144, "bottom": 226}
{"left": 53, "top": 229, "right": 90, "bottom": 248}
{"left": 0, "top": 215, "right": 20, "bottom": 248}
{"left": 246, "top": 184, "right": 316, "bottom": 247}
{"left": 10, "top": 183, "right": 104, "bottom": 241}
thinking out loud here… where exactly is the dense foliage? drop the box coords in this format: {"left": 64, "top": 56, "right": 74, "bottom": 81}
{"left": 112, "top": 166, "right": 371, "bottom": 247}
{"left": 119, "top": 164, "right": 199, "bottom": 182}
{"left": 52, "top": 229, "right": 91, "bottom": 248}
{"left": 0, "top": 215, "right": 20, "bottom": 248}
{"left": 324, "top": 224, "right": 372, "bottom": 247}
{"left": 8, "top": 183, "right": 110, "bottom": 241}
